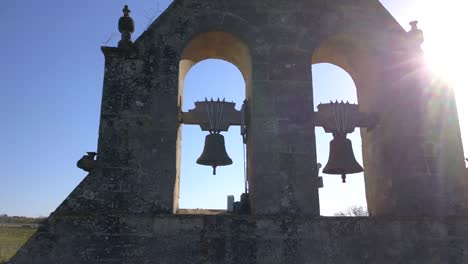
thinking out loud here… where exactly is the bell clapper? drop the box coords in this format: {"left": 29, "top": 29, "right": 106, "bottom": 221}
{"left": 341, "top": 174, "right": 347, "bottom": 183}
{"left": 212, "top": 166, "right": 217, "bottom": 175}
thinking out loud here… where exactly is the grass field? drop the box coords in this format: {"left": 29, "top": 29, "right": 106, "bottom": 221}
{"left": 0, "top": 226, "right": 36, "bottom": 262}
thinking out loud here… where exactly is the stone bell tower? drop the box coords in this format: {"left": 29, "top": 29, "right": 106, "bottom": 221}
{"left": 11, "top": 1, "right": 468, "bottom": 263}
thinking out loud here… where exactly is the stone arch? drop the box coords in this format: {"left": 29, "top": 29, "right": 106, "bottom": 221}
{"left": 312, "top": 62, "right": 367, "bottom": 216}
{"left": 311, "top": 32, "right": 380, "bottom": 215}
{"left": 170, "top": 11, "right": 259, "bottom": 102}
{"left": 174, "top": 30, "right": 252, "bottom": 211}
{"left": 311, "top": 32, "right": 380, "bottom": 112}
{"left": 179, "top": 30, "right": 253, "bottom": 102}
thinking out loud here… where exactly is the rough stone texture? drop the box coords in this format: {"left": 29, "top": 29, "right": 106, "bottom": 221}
{"left": 45, "top": 0, "right": 466, "bottom": 218}
{"left": 10, "top": 0, "right": 468, "bottom": 263}
{"left": 11, "top": 215, "right": 468, "bottom": 263}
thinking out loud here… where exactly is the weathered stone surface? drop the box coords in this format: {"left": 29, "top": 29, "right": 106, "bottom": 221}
{"left": 78, "top": 0, "right": 466, "bottom": 217}
{"left": 11, "top": 215, "right": 468, "bottom": 263}
{"left": 10, "top": 0, "right": 468, "bottom": 262}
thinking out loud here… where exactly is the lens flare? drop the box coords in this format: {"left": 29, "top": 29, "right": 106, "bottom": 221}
{"left": 421, "top": 1, "right": 467, "bottom": 100}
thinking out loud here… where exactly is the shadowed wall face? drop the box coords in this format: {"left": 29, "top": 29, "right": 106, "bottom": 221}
{"left": 11, "top": 215, "right": 468, "bottom": 264}
{"left": 64, "top": 0, "right": 466, "bottom": 217}
{"left": 8, "top": 0, "right": 468, "bottom": 263}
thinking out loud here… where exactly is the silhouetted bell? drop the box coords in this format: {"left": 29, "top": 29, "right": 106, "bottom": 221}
{"left": 323, "top": 134, "right": 363, "bottom": 183}
{"left": 197, "top": 133, "right": 233, "bottom": 175}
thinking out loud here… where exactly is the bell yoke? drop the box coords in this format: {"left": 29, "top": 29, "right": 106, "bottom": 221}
{"left": 178, "top": 95, "right": 375, "bottom": 183}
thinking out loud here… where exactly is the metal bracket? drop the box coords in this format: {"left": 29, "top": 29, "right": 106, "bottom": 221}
{"left": 314, "top": 101, "right": 377, "bottom": 133}
{"left": 240, "top": 100, "right": 248, "bottom": 144}
{"left": 180, "top": 98, "right": 243, "bottom": 132}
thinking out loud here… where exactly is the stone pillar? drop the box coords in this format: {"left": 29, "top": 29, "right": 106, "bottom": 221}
{"left": 91, "top": 48, "right": 179, "bottom": 214}
{"left": 248, "top": 52, "right": 320, "bottom": 215}
{"left": 364, "top": 48, "right": 467, "bottom": 216}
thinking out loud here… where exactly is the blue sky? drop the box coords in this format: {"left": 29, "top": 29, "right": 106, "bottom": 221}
{"left": 1, "top": 0, "right": 466, "bottom": 217}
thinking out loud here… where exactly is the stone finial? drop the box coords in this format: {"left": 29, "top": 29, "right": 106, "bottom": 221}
{"left": 407, "top": 20, "right": 424, "bottom": 50}
{"left": 118, "top": 5, "right": 135, "bottom": 49}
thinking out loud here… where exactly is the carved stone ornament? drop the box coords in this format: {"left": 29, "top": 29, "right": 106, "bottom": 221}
{"left": 76, "top": 152, "right": 97, "bottom": 172}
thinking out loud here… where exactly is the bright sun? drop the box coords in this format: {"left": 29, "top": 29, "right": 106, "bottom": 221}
{"left": 424, "top": 44, "right": 466, "bottom": 98}
{"left": 418, "top": 0, "right": 468, "bottom": 155}
{"left": 421, "top": 1, "right": 467, "bottom": 100}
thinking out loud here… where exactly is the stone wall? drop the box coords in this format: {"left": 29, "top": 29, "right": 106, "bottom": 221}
{"left": 11, "top": 215, "right": 468, "bottom": 263}
{"left": 9, "top": 0, "right": 468, "bottom": 263}
{"left": 44, "top": 0, "right": 466, "bottom": 219}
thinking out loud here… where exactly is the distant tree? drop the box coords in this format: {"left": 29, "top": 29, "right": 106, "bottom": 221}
{"left": 0, "top": 215, "right": 46, "bottom": 224}
{"left": 334, "top": 206, "right": 369, "bottom": 217}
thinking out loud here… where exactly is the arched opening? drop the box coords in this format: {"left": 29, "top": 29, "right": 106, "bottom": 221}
{"left": 311, "top": 33, "right": 379, "bottom": 216}
{"left": 312, "top": 63, "right": 367, "bottom": 216}
{"left": 176, "top": 31, "right": 252, "bottom": 213}
{"left": 179, "top": 59, "right": 246, "bottom": 211}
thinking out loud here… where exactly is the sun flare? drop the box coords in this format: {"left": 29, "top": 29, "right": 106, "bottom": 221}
{"left": 421, "top": 1, "right": 467, "bottom": 100}
{"left": 419, "top": 0, "right": 468, "bottom": 155}
{"left": 424, "top": 44, "right": 466, "bottom": 98}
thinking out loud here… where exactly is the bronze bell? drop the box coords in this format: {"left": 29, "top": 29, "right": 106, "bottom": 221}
{"left": 197, "top": 133, "right": 233, "bottom": 175}
{"left": 323, "top": 134, "right": 363, "bottom": 183}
